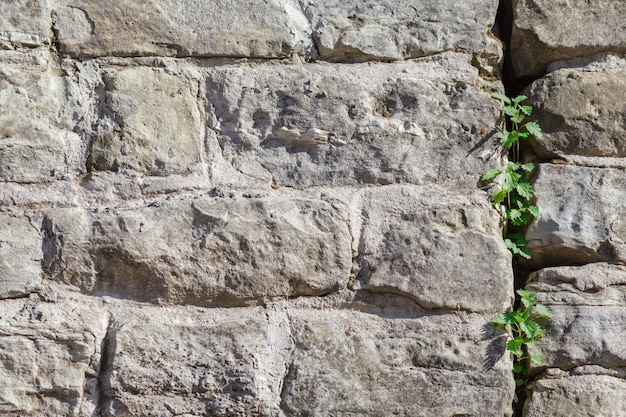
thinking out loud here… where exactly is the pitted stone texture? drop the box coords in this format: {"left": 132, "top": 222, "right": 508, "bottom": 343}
{"left": 89, "top": 67, "right": 204, "bottom": 177}
{"left": 524, "top": 372, "right": 626, "bottom": 417}
{"left": 301, "top": 0, "right": 502, "bottom": 67}
{"left": 282, "top": 309, "right": 514, "bottom": 417}
{"left": 0, "top": 0, "right": 52, "bottom": 48}
{"left": 54, "top": 0, "right": 313, "bottom": 59}
{"left": 42, "top": 193, "right": 351, "bottom": 306}
{"left": 356, "top": 185, "right": 512, "bottom": 313}
{"left": 0, "top": 213, "right": 42, "bottom": 298}
{"left": 0, "top": 64, "right": 84, "bottom": 183}
{"left": 511, "top": 0, "right": 626, "bottom": 77}
{"left": 208, "top": 52, "right": 503, "bottom": 188}
{"left": 525, "top": 264, "right": 626, "bottom": 373}
{"left": 526, "top": 58, "right": 626, "bottom": 158}
{"left": 0, "top": 298, "right": 105, "bottom": 417}
{"left": 101, "top": 306, "right": 291, "bottom": 417}
{"left": 525, "top": 164, "right": 626, "bottom": 268}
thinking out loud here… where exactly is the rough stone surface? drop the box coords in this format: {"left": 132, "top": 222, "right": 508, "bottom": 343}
{"left": 0, "top": 0, "right": 52, "bottom": 48}
{"left": 524, "top": 372, "right": 626, "bottom": 417}
{"left": 42, "top": 193, "right": 352, "bottom": 306}
{"left": 208, "top": 52, "right": 504, "bottom": 188}
{"left": 0, "top": 64, "right": 84, "bottom": 183}
{"left": 101, "top": 305, "right": 291, "bottom": 417}
{"left": 526, "top": 55, "right": 626, "bottom": 158}
{"left": 53, "top": 0, "right": 314, "bottom": 59}
{"left": 525, "top": 163, "right": 626, "bottom": 268}
{"left": 301, "top": 0, "right": 502, "bottom": 68}
{"left": 356, "top": 185, "right": 512, "bottom": 313}
{"left": 0, "top": 213, "right": 42, "bottom": 299}
{"left": 282, "top": 308, "right": 514, "bottom": 417}
{"left": 0, "top": 296, "right": 106, "bottom": 417}
{"left": 89, "top": 67, "right": 204, "bottom": 177}
{"left": 525, "top": 263, "right": 626, "bottom": 372}
{"left": 511, "top": 0, "right": 626, "bottom": 77}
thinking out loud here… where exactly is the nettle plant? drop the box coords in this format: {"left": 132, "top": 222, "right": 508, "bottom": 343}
{"left": 483, "top": 92, "right": 551, "bottom": 386}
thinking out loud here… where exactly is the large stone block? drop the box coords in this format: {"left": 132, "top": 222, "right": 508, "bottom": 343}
{"left": 526, "top": 56, "right": 626, "bottom": 158}
{"left": 53, "top": 0, "right": 313, "bottom": 59}
{"left": 101, "top": 306, "right": 291, "bottom": 417}
{"left": 0, "top": 64, "right": 84, "bottom": 183}
{"left": 207, "top": 52, "right": 503, "bottom": 188}
{"left": 0, "top": 298, "right": 105, "bottom": 416}
{"left": 42, "top": 192, "right": 352, "bottom": 306}
{"left": 282, "top": 309, "right": 514, "bottom": 417}
{"left": 524, "top": 372, "right": 626, "bottom": 417}
{"left": 525, "top": 164, "right": 626, "bottom": 267}
{"left": 356, "top": 185, "right": 512, "bottom": 313}
{"left": 511, "top": 0, "right": 626, "bottom": 77}
{"left": 525, "top": 264, "right": 626, "bottom": 372}
{"left": 0, "top": 213, "right": 42, "bottom": 298}
{"left": 301, "top": 0, "right": 501, "bottom": 68}
{"left": 0, "top": 0, "right": 52, "bottom": 48}
{"left": 89, "top": 67, "right": 204, "bottom": 177}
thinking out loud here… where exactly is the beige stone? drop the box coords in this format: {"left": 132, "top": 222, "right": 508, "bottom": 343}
{"left": 0, "top": 213, "right": 42, "bottom": 298}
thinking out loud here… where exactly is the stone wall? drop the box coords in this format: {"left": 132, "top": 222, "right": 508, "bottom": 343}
{"left": 0, "top": 1, "right": 624, "bottom": 416}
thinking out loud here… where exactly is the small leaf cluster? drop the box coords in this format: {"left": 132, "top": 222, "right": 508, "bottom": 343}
{"left": 490, "top": 290, "right": 552, "bottom": 386}
{"left": 482, "top": 92, "right": 543, "bottom": 259}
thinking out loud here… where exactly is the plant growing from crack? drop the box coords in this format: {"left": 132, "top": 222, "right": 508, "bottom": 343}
{"left": 490, "top": 290, "right": 552, "bottom": 386}
{"left": 483, "top": 92, "right": 551, "bottom": 386}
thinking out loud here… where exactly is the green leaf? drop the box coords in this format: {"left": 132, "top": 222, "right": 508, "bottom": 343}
{"left": 531, "top": 353, "right": 544, "bottom": 365}
{"left": 481, "top": 168, "right": 502, "bottom": 181}
{"left": 507, "top": 209, "right": 522, "bottom": 222}
{"left": 510, "top": 113, "right": 525, "bottom": 124}
{"left": 512, "top": 95, "right": 528, "bottom": 105}
{"left": 516, "top": 180, "right": 534, "bottom": 199}
{"left": 527, "top": 205, "right": 540, "bottom": 218}
{"left": 517, "top": 289, "right": 537, "bottom": 300}
{"left": 520, "top": 162, "right": 535, "bottom": 172}
{"left": 512, "top": 363, "right": 524, "bottom": 374}
{"left": 491, "top": 91, "right": 511, "bottom": 104}
{"left": 534, "top": 304, "right": 552, "bottom": 319}
{"left": 515, "top": 378, "right": 527, "bottom": 387}
{"left": 490, "top": 314, "right": 510, "bottom": 325}
{"left": 525, "top": 121, "right": 543, "bottom": 139}
{"left": 492, "top": 189, "right": 508, "bottom": 205}
{"left": 519, "top": 247, "right": 532, "bottom": 259}
{"left": 519, "top": 105, "right": 533, "bottom": 116}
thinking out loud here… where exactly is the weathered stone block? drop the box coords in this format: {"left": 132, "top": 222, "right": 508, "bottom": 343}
{"left": 0, "top": 299, "right": 104, "bottom": 416}
{"left": 356, "top": 185, "right": 512, "bottom": 313}
{"left": 526, "top": 264, "right": 626, "bottom": 372}
{"left": 42, "top": 193, "right": 351, "bottom": 306}
{"left": 89, "top": 67, "right": 203, "bottom": 177}
{"left": 526, "top": 57, "right": 626, "bottom": 158}
{"left": 511, "top": 0, "right": 626, "bottom": 77}
{"left": 282, "top": 309, "right": 514, "bottom": 417}
{"left": 0, "top": 0, "right": 52, "bottom": 48}
{"left": 301, "top": 0, "right": 501, "bottom": 68}
{"left": 525, "top": 164, "right": 626, "bottom": 267}
{"left": 0, "top": 64, "right": 83, "bottom": 183}
{"left": 53, "top": 0, "right": 313, "bottom": 59}
{"left": 524, "top": 372, "right": 626, "bottom": 417}
{"left": 0, "top": 213, "right": 42, "bottom": 298}
{"left": 207, "top": 52, "right": 503, "bottom": 188}
{"left": 101, "top": 306, "right": 291, "bottom": 417}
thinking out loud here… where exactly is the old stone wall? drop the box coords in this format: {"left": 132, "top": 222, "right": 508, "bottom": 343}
{"left": 0, "top": 0, "right": 624, "bottom": 416}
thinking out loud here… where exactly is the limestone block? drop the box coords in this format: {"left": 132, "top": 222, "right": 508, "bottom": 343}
{"left": 282, "top": 309, "right": 514, "bottom": 417}
{"left": 525, "top": 264, "right": 626, "bottom": 372}
{"left": 524, "top": 372, "right": 626, "bottom": 417}
{"left": 301, "top": 0, "right": 501, "bottom": 68}
{"left": 0, "top": 0, "right": 52, "bottom": 48}
{"left": 101, "top": 306, "right": 291, "bottom": 417}
{"left": 42, "top": 192, "right": 351, "bottom": 306}
{"left": 53, "top": 0, "right": 313, "bottom": 59}
{"left": 0, "top": 298, "right": 105, "bottom": 416}
{"left": 0, "top": 213, "right": 42, "bottom": 298}
{"left": 526, "top": 57, "right": 626, "bottom": 158}
{"left": 89, "top": 67, "right": 203, "bottom": 177}
{"left": 356, "top": 185, "right": 512, "bottom": 313}
{"left": 525, "top": 164, "right": 626, "bottom": 267}
{"left": 0, "top": 64, "right": 84, "bottom": 183}
{"left": 207, "top": 52, "right": 503, "bottom": 188}
{"left": 511, "top": 0, "right": 626, "bottom": 77}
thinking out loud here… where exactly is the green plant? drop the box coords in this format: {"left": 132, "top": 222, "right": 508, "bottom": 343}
{"left": 482, "top": 92, "right": 542, "bottom": 257}
{"left": 490, "top": 290, "right": 552, "bottom": 386}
